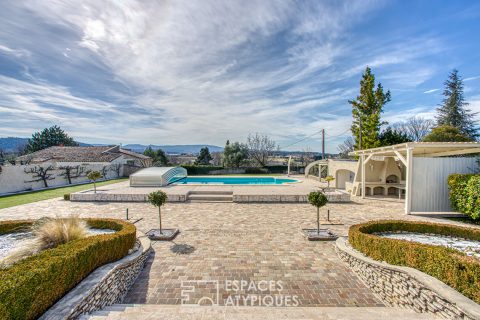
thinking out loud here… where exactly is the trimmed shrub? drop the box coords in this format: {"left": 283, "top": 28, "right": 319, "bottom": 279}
{"left": 181, "top": 165, "right": 224, "bottom": 175}
{"left": 0, "top": 218, "right": 136, "bottom": 320}
{"left": 448, "top": 174, "right": 480, "bottom": 220}
{"left": 349, "top": 220, "right": 480, "bottom": 304}
{"left": 63, "top": 193, "right": 71, "bottom": 201}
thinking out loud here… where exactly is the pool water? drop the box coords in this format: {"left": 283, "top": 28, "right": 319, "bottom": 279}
{"left": 171, "top": 177, "right": 298, "bottom": 185}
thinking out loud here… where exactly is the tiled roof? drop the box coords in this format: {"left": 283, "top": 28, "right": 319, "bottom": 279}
{"left": 16, "top": 146, "right": 150, "bottom": 163}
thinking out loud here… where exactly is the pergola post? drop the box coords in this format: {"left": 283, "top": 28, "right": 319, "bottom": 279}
{"left": 361, "top": 155, "right": 366, "bottom": 198}
{"left": 405, "top": 148, "right": 413, "bottom": 214}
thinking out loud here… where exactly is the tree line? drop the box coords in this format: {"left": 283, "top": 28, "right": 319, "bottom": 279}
{"left": 338, "top": 68, "right": 477, "bottom": 157}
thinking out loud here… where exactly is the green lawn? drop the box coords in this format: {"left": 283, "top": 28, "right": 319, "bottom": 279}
{"left": 0, "top": 178, "right": 127, "bottom": 209}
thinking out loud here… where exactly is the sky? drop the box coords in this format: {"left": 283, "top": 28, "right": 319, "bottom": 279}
{"left": 0, "top": 0, "right": 479, "bottom": 153}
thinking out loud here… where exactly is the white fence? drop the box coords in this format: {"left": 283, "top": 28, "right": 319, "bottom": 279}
{"left": 0, "top": 162, "right": 123, "bottom": 195}
{"left": 411, "top": 157, "right": 477, "bottom": 212}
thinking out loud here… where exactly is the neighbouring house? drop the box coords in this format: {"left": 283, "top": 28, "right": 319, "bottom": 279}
{"left": 16, "top": 145, "right": 152, "bottom": 167}
{"left": 306, "top": 142, "right": 480, "bottom": 214}
{"left": 0, "top": 146, "right": 152, "bottom": 195}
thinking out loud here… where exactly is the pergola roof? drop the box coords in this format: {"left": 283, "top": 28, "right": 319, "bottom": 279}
{"left": 349, "top": 142, "right": 480, "bottom": 158}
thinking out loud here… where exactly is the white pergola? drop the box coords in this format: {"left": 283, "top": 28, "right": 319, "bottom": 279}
{"left": 349, "top": 142, "right": 480, "bottom": 214}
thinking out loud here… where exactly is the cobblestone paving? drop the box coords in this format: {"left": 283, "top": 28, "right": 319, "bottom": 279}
{"left": 0, "top": 195, "right": 467, "bottom": 308}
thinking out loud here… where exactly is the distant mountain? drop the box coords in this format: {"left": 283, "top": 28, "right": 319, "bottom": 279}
{"left": 0, "top": 137, "right": 29, "bottom": 152}
{"left": 123, "top": 144, "right": 223, "bottom": 155}
{"left": 0, "top": 137, "right": 223, "bottom": 155}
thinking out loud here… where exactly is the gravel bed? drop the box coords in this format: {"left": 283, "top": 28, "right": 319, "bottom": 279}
{"left": 0, "top": 228, "right": 116, "bottom": 260}
{"left": 377, "top": 231, "right": 480, "bottom": 259}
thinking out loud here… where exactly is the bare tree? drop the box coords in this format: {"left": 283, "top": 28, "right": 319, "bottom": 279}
{"left": 246, "top": 133, "right": 277, "bottom": 167}
{"left": 394, "top": 117, "right": 434, "bottom": 142}
{"left": 24, "top": 165, "right": 55, "bottom": 188}
{"left": 101, "top": 165, "right": 109, "bottom": 180}
{"left": 337, "top": 137, "right": 355, "bottom": 159}
{"left": 299, "top": 147, "right": 314, "bottom": 166}
{"left": 58, "top": 165, "right": 86, "bottom": 184}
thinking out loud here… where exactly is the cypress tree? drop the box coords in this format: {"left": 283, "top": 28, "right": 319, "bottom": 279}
{"left": 436, "top": 69, "right": 478, "bottom": 140}
{"left": 349, "top": 67, "right": 391, "bottom": 150}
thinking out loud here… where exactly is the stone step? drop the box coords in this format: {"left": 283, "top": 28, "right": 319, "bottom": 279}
{"left": 187, "top": 194, "right": 233, "bottom": 202}
{"left": 188, "top": 190, "right": 234, "bottom": 195}
{"left": 80, "top": 304, "right": 437, "bottom": 320}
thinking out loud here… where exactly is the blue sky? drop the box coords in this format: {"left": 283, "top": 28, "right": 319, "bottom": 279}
{"left": 0, "top": 0, "right": 479, "bottom": 152}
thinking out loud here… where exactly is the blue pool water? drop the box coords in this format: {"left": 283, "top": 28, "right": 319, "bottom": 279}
{"left": 170, "top": 176, "right": 298, "bottom": 185}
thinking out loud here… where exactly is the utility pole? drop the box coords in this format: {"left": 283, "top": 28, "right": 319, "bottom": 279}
{"left": 322, "top": 129, "right": 325, "bottom": 160}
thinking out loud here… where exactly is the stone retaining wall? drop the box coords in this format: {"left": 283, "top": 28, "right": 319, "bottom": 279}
{"left": 40, "top": 233, "right": 152, "bottom": 320}
{"left": 336, "top": 237, "right": 480, "bottom": 320}
{"left": 71, "top": 191, "right": 350, "bottom": 203}
{"left": 70, "top": 191, "right": 186, "bottom": 202}
{"left": 233, "top": 190, "right": 351, "bottom": 203}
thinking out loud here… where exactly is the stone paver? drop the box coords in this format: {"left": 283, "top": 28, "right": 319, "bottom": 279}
{"left": 0, "top": 189, "right": 470, "bottom": 309}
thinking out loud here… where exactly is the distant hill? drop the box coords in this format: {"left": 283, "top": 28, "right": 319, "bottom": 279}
{"left": 0, "top": 137, "right": 223, "bottom": 155}
{"left": 123, "top": 144, "right": 223, "bottom": 154}
{"left": 0, "top": 137, "right": 29, "bottom": 152}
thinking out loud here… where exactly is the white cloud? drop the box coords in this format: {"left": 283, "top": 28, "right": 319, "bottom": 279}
{"left": 424, "top": 88, "right": 440, "bottom": 94}
{"left": 0, "top": 1, "right": 456, "bottom": 152}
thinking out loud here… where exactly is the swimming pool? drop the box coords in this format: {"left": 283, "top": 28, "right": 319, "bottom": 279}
{"left": 170, "top": 176, "right": 299, "bottom": 185}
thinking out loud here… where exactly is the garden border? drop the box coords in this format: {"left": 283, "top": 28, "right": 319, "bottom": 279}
{"left": 336, "top": 237, "right": 480, "bottom": 320}
{"left": 40, "top": 232, "right": 152, "bottom": 320}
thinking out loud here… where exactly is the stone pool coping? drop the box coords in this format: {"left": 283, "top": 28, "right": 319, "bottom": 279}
{"left": 336, "top": 237, "right": 480, "bottom": 320}
{"left": 69, "top": 176, "right": 351, "bottom": 203}
{"left": 40, "top": 231, "right": 152, "bottom": 320}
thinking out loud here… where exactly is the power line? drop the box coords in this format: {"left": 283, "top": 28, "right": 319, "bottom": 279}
{"left": 324, "top": 128, "right": 351, "bottom": 138}
{"left": 279, "top": 129, "right": 324, "bottom": 150}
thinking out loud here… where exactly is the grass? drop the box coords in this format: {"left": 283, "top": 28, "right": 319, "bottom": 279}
{"left": 447, "top": 216, "right": 480, "bottom": 226}
{"left": 0, "top": 179, "right": 127, "bottom": 209}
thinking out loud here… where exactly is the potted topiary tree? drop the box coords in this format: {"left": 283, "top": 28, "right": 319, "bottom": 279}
{"left": 303, "top": 190, "right": 337, "bottom": 241}
{"left": 146, "top": 191, "right": 179, "bottom": 240}
{"left": 325, "top": 175, "right": 335, "bottom": 188}
{"left": 308, "top": 191, "right": 328, "bottom": 235}
{"left": 87, "top": 171, "right": 102, "bottom": 193}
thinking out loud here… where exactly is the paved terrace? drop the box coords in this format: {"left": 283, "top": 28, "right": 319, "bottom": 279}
{"left": 0, "top": 190, "right": 467, "bottom": 309}
{"left": 70, "top": 175, "right": 350, "bottom": 203}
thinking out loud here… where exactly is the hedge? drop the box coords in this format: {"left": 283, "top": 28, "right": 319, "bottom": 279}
{"left": 448, "top": 174, "right": 480, "bottom": 220}
{"left": 349, "top": 220, "right": 480, "bottom": 304}
{"left": 181, "top": 165, "right": 224, "bottom": 175}
{"left": 0, "top": 218, "right": 136, "bottom": 320}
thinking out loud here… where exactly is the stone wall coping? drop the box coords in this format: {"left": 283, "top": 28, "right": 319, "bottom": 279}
{"left": 336, "top": 237, "right": 480, "bottom": 319}
{"left": 40, "top": 231, "right": 152, "bottom": 320}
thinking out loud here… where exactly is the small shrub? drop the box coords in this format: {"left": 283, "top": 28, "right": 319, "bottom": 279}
{"left": 349, "top": 220, "right": 480, "bottom": 304}
{"left": 63, "top": 193, "right": 71, "bottom": 201}
{"left": 448, "top": 173, "right": 480, "bottom": 220}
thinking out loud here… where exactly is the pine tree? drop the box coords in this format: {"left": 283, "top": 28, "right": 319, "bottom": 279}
{"left": 349, "top": 67, "right": 391, "bottom": 150}
{"left": 195, "top": 147, "right": 212, "bottom": 165}
{"left": 26, "top": 125, "right": 78, "bottom": 153}
{"left": 436, "top": 69, "right": 478, "bottom": 139}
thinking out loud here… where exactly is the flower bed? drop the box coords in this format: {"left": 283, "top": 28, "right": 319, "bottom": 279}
{"left": 0, "top": 218, "right": 136, "bottom": 320}
{"left": 349, "top": 220, "right": 480, "bottom": 304}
